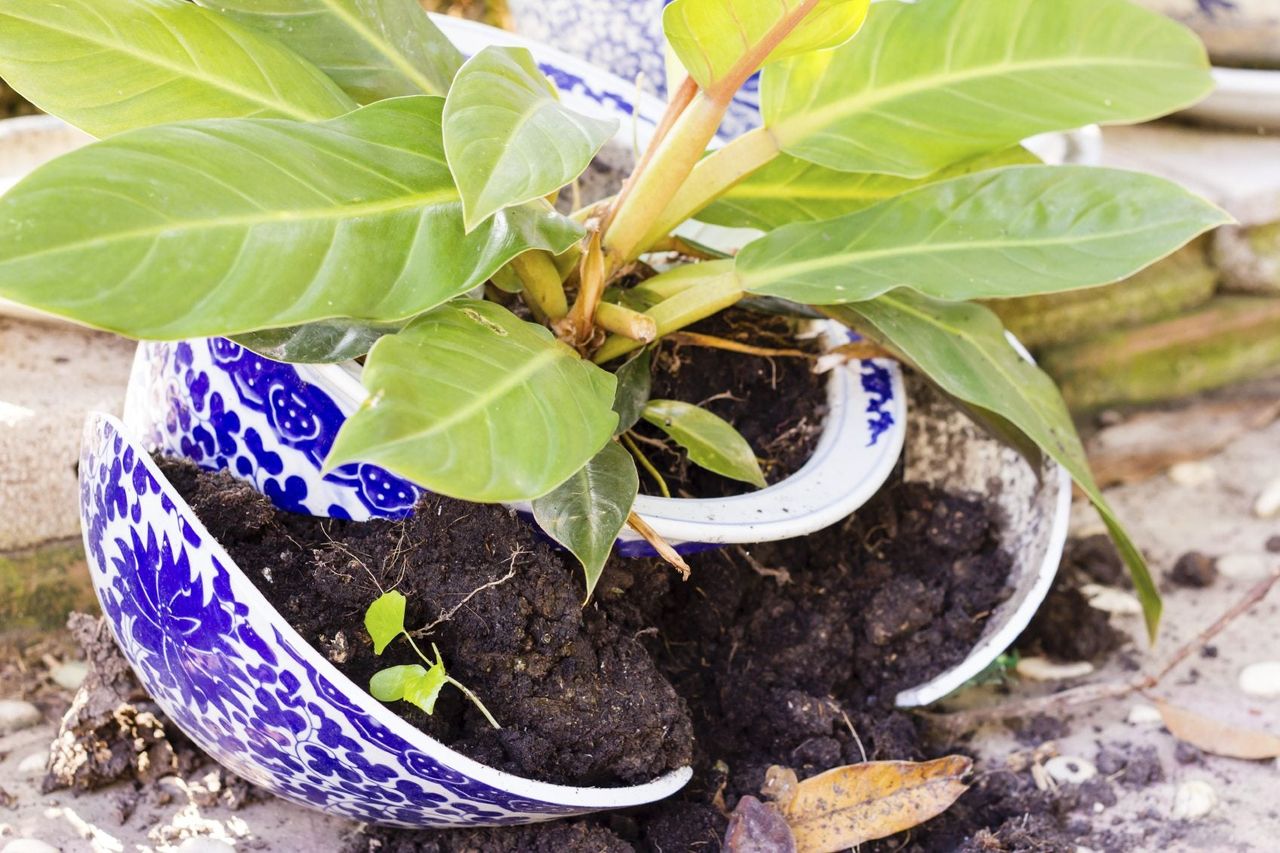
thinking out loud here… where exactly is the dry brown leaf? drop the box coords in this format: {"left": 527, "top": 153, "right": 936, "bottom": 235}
{"left": 779, "top": 757, "right": 973, "bottom": 853}
{"left": 1155, "top": 699, "right": 1280, "bottom": 760}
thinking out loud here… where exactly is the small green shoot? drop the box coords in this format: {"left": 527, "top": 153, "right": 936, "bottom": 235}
{"left": 364, "top": 591, "right": 501, "bottom": 729}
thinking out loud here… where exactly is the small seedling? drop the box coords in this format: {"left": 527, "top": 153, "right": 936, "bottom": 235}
{"left": 364, "top": 591, "right": 501, "bottom": 729}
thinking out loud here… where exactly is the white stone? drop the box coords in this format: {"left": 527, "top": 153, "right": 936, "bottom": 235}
{"left": 1080, "top": 584, "right": 1143, "bottom": 617}
{"left": 0, "top": 701, "right": 40, "bottom": 735}
{"left": 1239, "top": 661, "right": 1280, "bottom": 698}
{"left": 1016, "top": 657, "right": 1095, "bottom": 682}
{"left": 176, "top": 840, "right": 236, "bottom": 853}
{"left": 16, "top": 751, "right": 46, "bottom": 777}
{"left": 1217, "top": 553, "right": 1275, "bottom": 581}
{"left": 1172, "top": 780, "right": 1218, "bottom": 821}
{"left": 49, "top": 661, "right": 88, "bottom": 692}
{"left": 1045, "top": 756, "right": 1097, "bottom": 785}
{"left": 1, "top": 841, "right": 59, "bottom": 853}
{"left": 1127, "top": 703, "right": 1165, "bottom": 726}
{"left": 1254, "top": 477, "right": 1280, "bottom": 519}
{"left": 1169, "top": 461, "right": 1217, "bottom": 487}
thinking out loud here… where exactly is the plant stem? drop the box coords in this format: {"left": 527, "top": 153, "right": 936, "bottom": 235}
{"left": 596, "top": 302, "right": 658, "bottom": 343}
{"left": 603, "top": 91, "right": 731, "bottom": 268}
{"left": 559, "top": 230, "right": 607, "bottom": 346}
{"left": 622, "top": 431, "right": 670, "bottom": 498}
{"left": 595, "top": 261, "right": 743, "bottom": 363}
{"left": 447, "top": 676, "right": 503, "bottom": 730}
{"left": 640, "top": 127, "right": 782, "bottom": 250}
{"left": 510, "top": 251, "right": 569, "bottom": 321}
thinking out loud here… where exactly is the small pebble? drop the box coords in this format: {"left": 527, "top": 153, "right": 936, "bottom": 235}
{"left": 16, "top": 752, "right": 46, "bottom": 778}
{"left": 1169, "top": 552, "right": 1218, "bottom": 588}
{"left": 1, "top": 841, "right": 59, "bottom": 853}
{"left": 1254, "top": 476, "right": 1280, "bottom": 518}
{"left": 1239, "top": 661, "right": 1280, "bottom": 698}
{"left": 1171, "top": 780, "right": 1218, "bottom": 820}
{"left": 1045, "top": 756, "right": 1097, "bottom": 785}
{"left": 1126, "top": 704, "right": 1163, "bottom": 726}
{"left": 49, "top": 661, "right": 88, "bottom": 692}
{"left": 1267, "top": 536, "right": 1280, "bottom": 554}
{"left": 1216, "top": 553, "right": 1274, "bottom": 580}
{"left": 1169, "top": 461, "right": 1216, "bottom": 487}
{"left": 175, "top": 840, "right": 236, "bottom": 853}
{"left": 1017, "top": 657, "right": 1095, "bottom": 682}
{"left": 1174, "top": 743, "right": 1203, "bottom": 765}
{"left": 0, "top": 701, "right": 40, "bottom": 735}
{"left": 1080, "top": 584, "right": 1143, "bottom": 616}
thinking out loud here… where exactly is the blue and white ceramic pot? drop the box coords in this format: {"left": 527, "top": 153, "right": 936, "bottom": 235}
{"left": 506, "top": 0, "right": 762, "bottom": 137}
{"left": 56, "top": 13, "right": 1065, "bottom": 830}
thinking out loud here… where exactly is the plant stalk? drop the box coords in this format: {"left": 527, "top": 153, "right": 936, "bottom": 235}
{"left": 640, "top": 126, "right": 782, "bottom": 249}
{"left": 510, "top": 251, "right": 569, "bottom": 321}
{"left": 596, "top": 301, "right": 658, "bottom": 342}
{"left": 603, "top": 92, "right": 732, "bottom": 268}
{"left": 595, "top": 261, "right": 742, "bottom": 363}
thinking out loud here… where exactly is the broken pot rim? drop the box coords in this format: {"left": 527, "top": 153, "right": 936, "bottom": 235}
{"left": 85, "top": 411, "right": 693, "bottom": 813}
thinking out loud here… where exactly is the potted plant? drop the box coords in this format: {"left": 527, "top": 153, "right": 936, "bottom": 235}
{"left": 0, "top": 0, "right": 1223, "bottom": 830}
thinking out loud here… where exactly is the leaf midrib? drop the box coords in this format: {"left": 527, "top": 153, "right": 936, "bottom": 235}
{"left": 313, "top": 0, "right": 442, "bottom": 95}
{"left": 773, "top": 53, "right": 1203, "bottom": 147}
{"left": 742, "top": 222, "right": 1172, "bottom": 291}
{"left": 0, "top": 6, "right": 345, "bottom": 122}
{"left": 0, "top": 187, "right": 459, "bottom": 267}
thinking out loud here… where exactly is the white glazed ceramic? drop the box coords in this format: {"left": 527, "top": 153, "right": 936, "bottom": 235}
{"left": 1181, "top": 66, "right": 1280, "bottom": 131}
{"left": 79, "top": 412, "right": 692, "bottom": 827}
{"left": 119, "top": 15, "right": 908, "bottom": 558}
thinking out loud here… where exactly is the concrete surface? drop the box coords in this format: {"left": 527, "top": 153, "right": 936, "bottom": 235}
{"left": 0, "top": 318, "right": 134, "bottom": 550}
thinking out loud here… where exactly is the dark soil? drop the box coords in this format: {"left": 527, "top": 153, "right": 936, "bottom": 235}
{"left": 634, "top": 310, "right": 827, "bottom": 498}
{"left": 160, "top": 457, "right": 693, "bottom": 788}
{"left": 1017, "top": 536, "right": 1125, "bottom": 664}
{"left": 160, "top": 456, "right": 1056, "bottom": 850}
{"left": 0, "top": 79, "right": 38, "bottom": 118}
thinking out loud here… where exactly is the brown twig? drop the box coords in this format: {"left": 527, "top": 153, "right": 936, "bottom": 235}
{"left": 627, "top": 511, "right": 692, "bottom": 580}
{"left": 923, "top": 567, "right": 1280, "bottom": 735}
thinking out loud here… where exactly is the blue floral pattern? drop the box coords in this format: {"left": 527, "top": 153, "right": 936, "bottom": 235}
{"left": 508, "top": 0, "right": 762, "bottom": 138}
{"left": 80, "top": 415, "right": 690, "bottom": 826}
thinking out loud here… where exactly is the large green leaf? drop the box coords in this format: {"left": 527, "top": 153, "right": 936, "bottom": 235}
{"left": 194, "top": 0, "right": 463, "bottom": 102}
{"left": 664, "top": 0, "right": 869, "bottom": 93}
{"left": 642, "top": 400, "right": 766, "bottom": 488}
{"left": 327, "top": 300, "right": 619, "bottom": 503}
{"left": 443, "top": 47, "right": 617, "bottom": 231}
{"left": 0, "top": 97, "right": 583, "bottom": 339}
{"left": 0, "top": 0, "right": 355, "bottom": 138}
{"left": 234, "top": 320, "right": 406, "bottom": 364}
{"left": 532, "top": 442, "right": 639, "bottom": 604}
{"left": 737, "top": 166, "right": 1229, "bottom": 305}
{"left": 763, "top": 0, "right": 1213, "bottom": 177}
{"left": 825, "top": 293, "right": 1162, "bottom": 639}
{"left": 696, "top": 147, "right": 1037, "bottom": 231}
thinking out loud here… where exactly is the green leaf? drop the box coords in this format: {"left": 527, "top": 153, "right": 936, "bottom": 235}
{"left": 763, "top": 0, "right": 1213, "bottom": 177}
{"left": 194, "top": 0, "right": 463, "bottom": 103}
{"left": 664, "top": 0, "right": 870, "bottom": 93}
{"left": 737, "top": 166, "right": 1229, "bottom": 305}
{"left": 0, "top": 0, "right": 355, "bottom": 138}
{"left": 369, "top": 665, "right": 424, "bottom": 702}
{"left": 327, "top": 300, "right": 619, "bottom": 503}
{"left": 612, "top": 350, "right": 653, "bottom": 436}
{"left": 402, "top": 661, "right": 448, "bottom": 715}
{"left": 642, "top": 400, "right": 766, "bottom": 489}
{"left": 697, "top": 147, "right": 1038, "bottom": 231}
{"left": 0, "top": 97, "right": 583, "bottom": 339}
{"left": 443, "top": 47, "right": 618, "bottom": 232}
{"left": 365, "top": 591, "right": 407, "bottom": 655}
{"left": 532, "top": 442, "right": 639, "bottom": 604}
{"left": 234, "top": 320, "right": 406, "bottom": 364}
{"left": 825, "top": 293, "right": 1162, "bottom": 639}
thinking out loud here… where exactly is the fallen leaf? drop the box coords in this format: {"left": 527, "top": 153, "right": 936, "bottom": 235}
{"left": 779, "top": 757, "right": 973, "bottom": 853}
{"left": 724, "top": 795, "right": 797, "bottom": 853}
{"left": 1155, "top": 699, "right": 1280, "bottom": 760}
